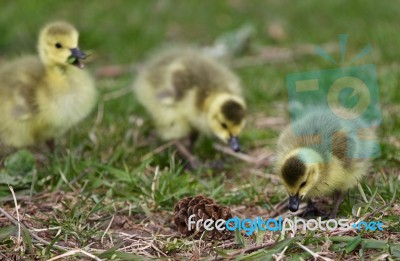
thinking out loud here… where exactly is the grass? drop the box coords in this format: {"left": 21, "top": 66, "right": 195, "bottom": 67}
{"left": 0, "top": 0, "right": 399, "bottom": 260}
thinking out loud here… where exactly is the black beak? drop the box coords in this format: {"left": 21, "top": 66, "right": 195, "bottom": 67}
{"left": 70, "top": 48, "right": 86, "bottom": 59}
{"left": 228, "top": 136, "right": 240, "bottom": 152}
{"left": 288, "top": 195, "right": 300, "bottom": 212}
{"left": 69, "top": 48, "right": 86, "bottom": 69}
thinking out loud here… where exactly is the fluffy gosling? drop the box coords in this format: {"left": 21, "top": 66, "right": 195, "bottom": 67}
{"left": 0, "top": 21, "right": 97, "bottom": 148}
{"left": 133, "top": 49, "right": 246, "bottom": 154}
{"left": 276, "top": 108, "right": 377, "bottom": 217}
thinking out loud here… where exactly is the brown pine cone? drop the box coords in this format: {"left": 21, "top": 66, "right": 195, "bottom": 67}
{"left": 173, "top": 195, "right": 233, "bottom": 240}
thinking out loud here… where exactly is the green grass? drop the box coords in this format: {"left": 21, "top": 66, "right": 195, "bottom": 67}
{"left": 0, "top": 0, "right": 399, "bottom": 260}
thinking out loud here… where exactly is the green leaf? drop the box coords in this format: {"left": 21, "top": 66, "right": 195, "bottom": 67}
{"left": 99, "top": 247, "right": 145, "bottom": 260}
{"left": 0, "top": 150, "right": 36, "bottom": 187}
{"left": 0, "top": 226, "right": 16, "bottom": 241}
{"left": 5, "top": 149, "right": 35, "bottom": 176}
{"left": 345, "top": 235, "right": 362, "bottom": 253}
{"left": 67, "top": 56, "right": 77, "bottom": 64}
{"left": 238, "top": 237, "right": 298, "bottom": 261}
{"left": 330, "top": 236, "right": 390, "bottom": 251}
{"left": 235, "top": 229, "right": 246, "bottom": 247}
{"left": 45, "top": 232, "right": 63, "bottom": 255}
{"left": 21, "top": 227, "right": 33, "bottom": 254}
{"left": 390, "top": 242, "right": 400, "bottom": 258}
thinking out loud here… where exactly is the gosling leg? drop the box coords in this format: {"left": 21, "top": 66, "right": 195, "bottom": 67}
{"left": 330, "top": 190, "right": 344, "bottom": 218}
{"left": 45, "top": 139, "right": 56, "bottom": 153}
{"left": 188, "top": 131, "right": 199, "bottom": 153}
{"left": 301, "top": 199, "right": 327, "bottom": 218}
{"left": 174, "top": 140, "right": 201, "bottom": 169}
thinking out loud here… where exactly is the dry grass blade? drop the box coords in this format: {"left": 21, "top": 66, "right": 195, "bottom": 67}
{"left": 46, "top": 249, "right": 101, "bottom": 261}
{"left": 140, "top": 140, "right": 175, "bottom": 161}
{"left": 273, "top": 245, "right": 288, "bottom": 261}
{"left": 151, "top": 166, "right": 161, "bottom": 204}
{"left": 8, "top": 186, "right": 21, "bottom": 247}
{"left": 101, "top": 215, "right": 115, "bottom": 244}
{"left": 213, "top": 143, "right": 254, "bottom": 163}
{"left": 296, "top": 242, "right": 333, "bottom": 261}
{"left": 103, "top": 87, "right": 133, "bottom": 102}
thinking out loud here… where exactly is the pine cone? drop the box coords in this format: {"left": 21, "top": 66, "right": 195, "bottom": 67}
{"left": 173, "top": 195, "right": 233, "bottom": 240}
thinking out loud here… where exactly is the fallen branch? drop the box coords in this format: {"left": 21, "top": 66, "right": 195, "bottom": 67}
{"left": 213, "top": 143, "right": 271, "bottom": 166}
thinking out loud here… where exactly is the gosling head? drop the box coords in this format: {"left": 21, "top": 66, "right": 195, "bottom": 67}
{"left": 207, "top": 93, "right": 246, "bottom": 152}
{"left": 38, "top": 21, "right": 86, "bottom": 69}
{"left": 280, "top": 148, "right": 322, "bottom": 212}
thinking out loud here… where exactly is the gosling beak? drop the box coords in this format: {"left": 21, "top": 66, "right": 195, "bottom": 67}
{"left": 228, "top": 136, "right": 240, "bottom": 152}
{"left": 288, "top": 195, "right": 300, "bottom": 212}
{"left": 68, "top": 48, "right": 86, "bottom": 69}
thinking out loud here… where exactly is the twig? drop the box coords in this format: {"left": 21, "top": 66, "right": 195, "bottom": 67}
{"left": 31, "top": 226, "right": 61, "bottom": 232}
{"left": 47, "top": 249, "right": 101, "bottom": 261}
{"left": 101, "top": 215, "right": 115, "bottom": 244}
{"left": 140, "top": 140, "right": 175, "bottom": 161}
{"left": 296, "top": 242, "right": 333, "bottom": 261}
{"left": 213, "top": 143, "right": 269, "bottom": 165}
{"left": 213, "top": 143, "right": 253, "bottom": 163}
{"left": 269, "top": 197, "right": 289, "bottom": 218}
{"left": 8, "top": 186, "right": 21, "bottom": 246}
{"left": 0, "top": 206, "right": 19, "bottom": 227}
{"left": 174, "top": 140, "right": 200, "bottom": 169}
{"left": 273, "top": 245, "right": 288, "bottom": 261}
{"left": 150, "top": 242, "right": 168, "bottom": 257}
{"left": 0, "top": 252, "right": 9, "bottom": 261}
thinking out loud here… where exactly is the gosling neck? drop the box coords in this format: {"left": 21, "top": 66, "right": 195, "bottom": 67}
{"left": 44, "top": 62, "right": 71, "bottom": 76}
{"left": 204, "top": 92, "right": 222, "bottom": 113}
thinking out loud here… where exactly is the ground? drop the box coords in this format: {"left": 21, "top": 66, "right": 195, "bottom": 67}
{"left": 0, "top": 1, "right": 399, "bottom": 260}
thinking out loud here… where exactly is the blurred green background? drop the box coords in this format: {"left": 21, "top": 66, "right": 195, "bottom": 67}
{"left": 1, "top": 0, "right": 399, "bottom": 62}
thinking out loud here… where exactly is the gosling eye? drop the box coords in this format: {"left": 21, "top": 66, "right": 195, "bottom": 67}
{"left": 221, "top": 123, "right": 228, "bottom": 129}
{"left": 55, "top": 43, "right": 63, "bottom": 49}
{"left": 300, "top": 181, "right": 306, "bottom": 188}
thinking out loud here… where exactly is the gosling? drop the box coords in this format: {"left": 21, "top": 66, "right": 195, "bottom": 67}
{"left": 133, "top": 48, "right": 246, "bottom": 159}
{"left": 0, "top": 21, "right": 97, "bottom": 149}
{"left": 276, "top": 108, "right": 377, "bottom": 217}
